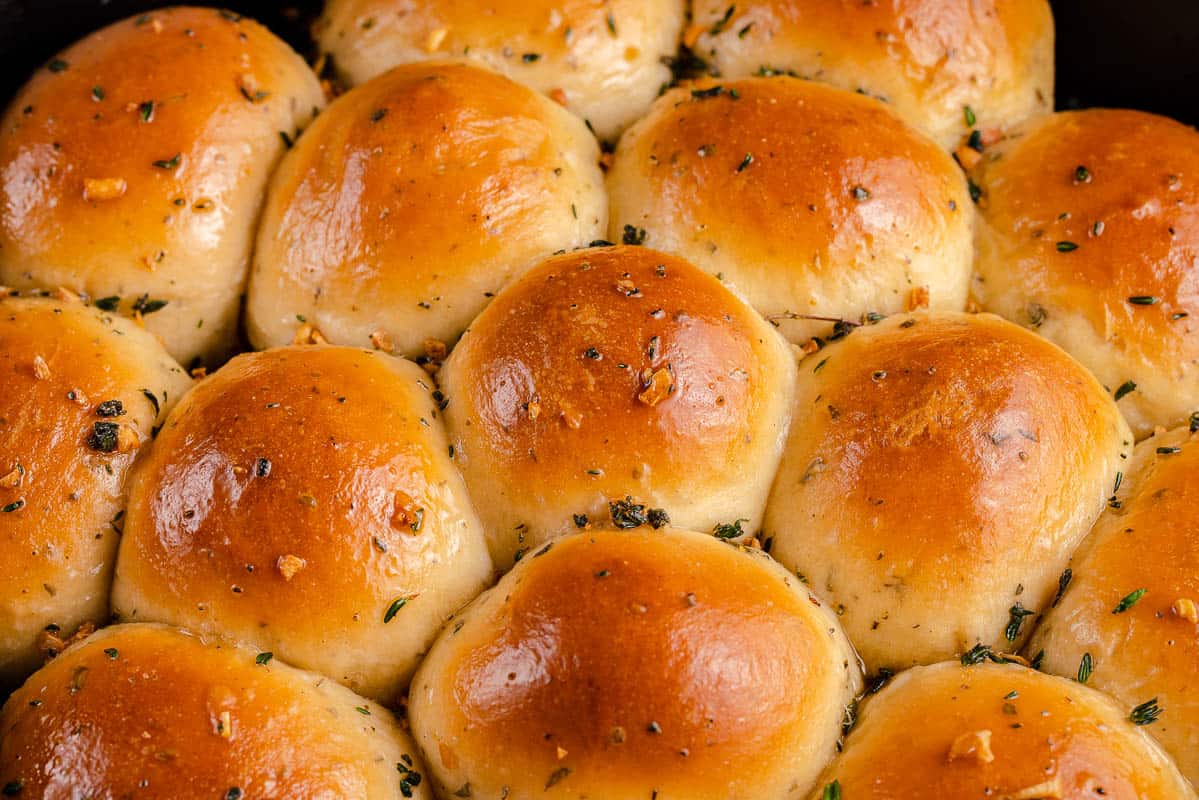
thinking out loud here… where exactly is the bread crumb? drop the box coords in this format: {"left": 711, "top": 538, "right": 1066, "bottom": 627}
{"left": 947, "top": 729, "right": 994, "bottom": 764}
{"left": 292, "top": 324, "right": 328, "bottom": 346}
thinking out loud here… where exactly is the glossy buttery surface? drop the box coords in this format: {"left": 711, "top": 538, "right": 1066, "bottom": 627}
{"left": 812, "top": 661, "right": 1196, "bottom": 799}
{"left": 316, "top": 0, "right": 685, "bottom": 139}
{"left": 0, "top": 624, "right": 432, "bottom": 799}
{"left": 607, "top": 76, "right": 973, "bottom": 344}
{"left": 0, "top": 296, "right": 189, "bottom": 691}
{"left": 0, "top": 7, "right": 324, "bottom": 364}
{"left": 764, "top": 312, "right": 1131, "bottom": 672}
{"left": 111, "top": 346, "right": 492, "bottom": 703}
{"left": 1029, "top": 425, "right": 1199, "bottom": 784}
{"left": 691, "top": 0, "right": 1054, "bottom": 149}
{"left": 439, "top": 245, "right": 797, "bottom": 567}
{"left": 973, "top": 109, "right": 1199, "bottom": 439}
{"left": 410, "top": 528, "right": 862, "bottom": 799}
{"left": 247, "top": 61, "right": 605, "bottom": 358}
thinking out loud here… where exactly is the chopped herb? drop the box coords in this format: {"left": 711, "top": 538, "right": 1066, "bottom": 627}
{"left": 1077, "top": 652, "right": 1093, "bottom": 684}
{"left": 963, "top": 106, "right": 976, "bottom": 127}
{"left": 1130, "top": 697, "right": 1162, "bottom": 726}
{"left": 1190, "top": 412, "right": 1199, "bottom": 433}
{"left": 279, "top": 130, "right": 294, "bottom": 148}
{"left": 1113, "top": 588, "right": 1147, "bottom": 614}
{"left": 573, "top": 513, "right": 588, "bottom": 528}
{"left": 546, "top": 768, "right": 572, "bottom": 790}
{"left": 609, "top": 496, "right": 648, "bottom": 529}
{"left": 1074, "top": 165, "right": 1092, "bottom": 183}
{"left": 736, "top": 152, "right": 753, "bottom": 172}
{"left": 91, "top": 86, "right": 105, "bottom": 101}
{"left": 583, "top": 346, "right": 601, "bottom": 360}
{"left": 255, "top": 651, "right": 273, "bottom": 665}
{"left": 87, "top": 421, "right": 119, "bottom": 453}
{"left": 1030, "top": 649, "right": 1045, "bottom": 670}
{"left": 383, "top": 597, "right": 408, "bottom": 623}
{"left": 967, "top": 178, "right": 982, "bottom": 203}
{"left": 622, "top": 224, "right": 646, "bottom": 245}
{"left": 1128, "top": 295, "right": 1159, "bottom": 305}
{"left": 2, "top": 781, "right": 23, "bottom": 796}
{"left": 690, "top": 85, "right": 725, "bottom": 100}
{"left": 822, "top": 781, "right": 841, "bottom": 800}
{"left": 94, "top": 296, "right": 120, "bottom": 311}
{"left": 47, "top": 58, "right": 69, "bottom": 73}
{"left": 713, "top": 519, "right": 747, "bottom": 539}
{"left": 371, "top": 108, "right": 387, "bottom": 123}
{"left": 132, "top": 295, "right": 167, "bottom": 314}
{"left": 141, "top": 389, "right": 160, "bottom": 417}
{"left": 521, "top": 52, "right": 541, "bottom": 63}
{"left": 647, "top": 507, "right": 670, "bottom": 529}
{"left": 852, "top": 186, "right": 871, "bottom": 201}
{"left": 225, "top": 789, "right": 242, "bottom": 800}
{"left": 96, "top": 400, "right": 125, "bottom": 417}
{"left": 1051, "top": 568, "right": 1072, "bottom": 608}
{"left": 710, "top": 5, "right": 736, "bottom": 35}
{"left": 1114, "top": 380, "right": 1137, "bottom": 401}
{"left": 967, "top": 129, "right": 983, "bottom": 152}
{"left": 152, "top": 153, "right": 181, "bottom": 170}
{"left": 103, "top": 647, "right": 119, "bottom": 660}
{"left": 1, "top": 500, "right": 23, "bottom": 513}
{"left": 1157, "top": 446, "right": 1182, "bottom": 455}
{"left": 1056, "top": 241, "right": 1079, "bottom": 253}
{"left": 255, "top": 457, "right": 272, "bottom": 477}
{"left": 1004, "top": 603, "right": 1034, "bottom": 643}
{"left": 138, "top": 101, "right": 155, "bottom": 122}
{"left": 738, "top": 22, "right": 754, "bottom": 38}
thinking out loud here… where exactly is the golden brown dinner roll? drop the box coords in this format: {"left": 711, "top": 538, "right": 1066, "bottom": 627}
{"left": 0, "top": 294, "right": 189, "bottom": 692}
{"left": 0, "top": 7, "right": 324, "bottom": 366}
{"left": 0, "top": 623, "right": 431, "bottom": 799}
{"left": 763, "top": 312, "right": 1131, "bottom": 673}
{"left": 1028, "top": 424, "right": 1199, "bottom": 783}
{"left": 973, "top": 109, "right": 1199, "bottom": 439}
{"left": 110, "top": 345, "right": 491, "bottom": 703}
{"left": 810, "top": 661, "right": 1196, "bottom": 799}
{"left": 691, "top": 0, "right": 1054, "bottom": 150}
{"left": 410, "top": 527, "right": 862, "bottom": 799}
{"left": 438, "top": 245, "right": 796, "bottom": 568}
{"left": 607, "top": 77, "right": 973, "bottom": 345}
{"left": 246, "top": 61, "right": 605, "bottom": 357}
{"left": 315, "top": 0, "right": 684, "bottom": 140}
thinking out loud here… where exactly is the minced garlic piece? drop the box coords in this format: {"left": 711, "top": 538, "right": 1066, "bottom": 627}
{"left": 425, "top": 27, "right": 449, "bottom": 52}
{"left": 115, "top": 425, "right": 141, "bottom": 453}
{"left": 292, "top": 323, "right": 328, "bottom": 346}
{"left": 1173, "top": 597, "right": 1199, "bottom": 623}
{"left": 907, "top": 285, "right": 931, "bottom": 311}
{"left": 1008, "top": 777, "right": 1063, "bottom": 800}
{"left": 32, "top": 355, "right": 51, "bottom": 381}
{"left": 83, "top": 177, "right": 127, "bottom": 202}
{"left": 369, "top": 329, "right": 394, "bottom": 353}
{"left": 276, "top": 554, "right": 307, "bottom": 581}
{"left": 638, "top": 367, "right": 674, "bottom": 407}
{"left": 947, "top": 729, "right": 994, "bottom": 764}
{"left": 556, "top": 746, "right": 568, "bottom": 760}
{"left": 217, "top": 710, "right": 232, "bottom": 739}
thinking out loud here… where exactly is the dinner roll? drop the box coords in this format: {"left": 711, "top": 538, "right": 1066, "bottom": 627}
{"left": 972, "top": 109, "right": 1199, "bottom": 439}
{"left": 410, "top": 527, "right": 862, "bottom": 799}
{"left": 315, "top": 0, "right": 685, "bottom": 140}
{"left": 246, "top": 61, "right": 605, "bottom": 358}
{"left": 111, "top": 345, "right": 491, "bottom": 703}
{"left": 0, "top": 7, "right": 324, "bottom": 366}
{"left": 811, "top": 661, "right": 1196, "bottom": 799}
{"left": 438, "top": 245, "right": 797, "bottom": 568}
{"left": 607, "top": 77, "right": 973, "bottom": 345}
{"left": 690, "top": 0, "right": 1054, "bottom": 150}
{"left": 763, "top": 312, "right": 1131, "bottom": 673}
{"left": 0, "top": 294, "right": 188, "bottom": 692}
{"left": 1028, "top": 424, "right": 1199, "bottom": 783}
{"left": 0, "top": 623, "right": 431, "bottom": 799}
